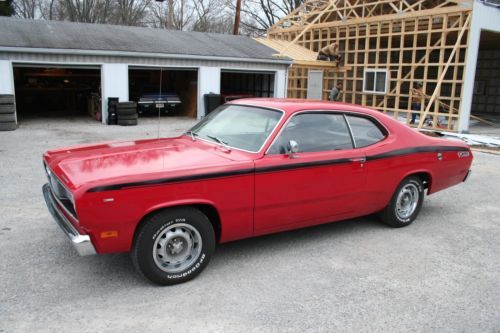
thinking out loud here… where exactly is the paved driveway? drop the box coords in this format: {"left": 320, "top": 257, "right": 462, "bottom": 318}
{"left": 0, "top": 118, "right": 499, "bottom": 332}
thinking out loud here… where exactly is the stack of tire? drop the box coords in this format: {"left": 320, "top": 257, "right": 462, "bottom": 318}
{"left": 107, "top": 97, "right": 119, "bottom": 125}
{"left": 0, "top": 95, "right": 17, "bottom": 131}
{"left": 116, "top": 102, "right": 138, "bottom": 126}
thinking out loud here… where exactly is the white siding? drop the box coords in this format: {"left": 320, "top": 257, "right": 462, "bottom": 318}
{"left": 101, "top": 64, "right": 129, "bottom": 124}
{"left": 0, "top": 60, "right": 15, "bottom": 95}
{"left": 0, "top": 52, "right": 288, "bottom": 73}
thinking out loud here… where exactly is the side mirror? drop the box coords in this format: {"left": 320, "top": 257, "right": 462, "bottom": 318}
{"left": 286, "top": 140, "right": 299, "bottom": 158}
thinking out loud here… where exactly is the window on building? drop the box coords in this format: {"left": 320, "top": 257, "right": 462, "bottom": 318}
{"left": 363, "top": 69, "right": 388, "bottom": 94}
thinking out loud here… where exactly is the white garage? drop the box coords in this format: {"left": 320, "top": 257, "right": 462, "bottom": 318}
{"left": 0, "top": 17, "right": 290, "bottom": 126}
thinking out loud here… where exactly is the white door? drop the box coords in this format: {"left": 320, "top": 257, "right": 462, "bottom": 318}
{"left": 307, "top": 70, "right": 323, "bottom": 100}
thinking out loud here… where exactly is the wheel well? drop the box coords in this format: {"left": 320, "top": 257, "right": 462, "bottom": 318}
{"left": 410, "top": 172, "right": 432, "bottom": 191}
{"left": 193, "top": 204, "right": 221, "bottom": 243}
{"left": 133, "top": 204, "right": 222, "bottom": 245}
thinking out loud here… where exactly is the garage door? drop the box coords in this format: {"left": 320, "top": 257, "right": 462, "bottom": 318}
{"left": 129, "top": 67, "right": 198, "bottom": 118}
{"left": 220, "top": 70, "right": 275, "bottom": 102}
{"left": 13, "top": 64, "right": 101, "bottom": 120}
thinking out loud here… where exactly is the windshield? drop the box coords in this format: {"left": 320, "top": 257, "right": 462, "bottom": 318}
{"left": 188, "top": 104, "right": 283, "bottom": 152}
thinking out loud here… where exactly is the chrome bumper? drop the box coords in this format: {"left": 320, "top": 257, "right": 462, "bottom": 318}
{"left": 42, "top": 183, "right": 96, "bottom": 256}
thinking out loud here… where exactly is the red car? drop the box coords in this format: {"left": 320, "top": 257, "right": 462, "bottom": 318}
{"left": 42, "top": 99, "right": 473, "bottom": 285}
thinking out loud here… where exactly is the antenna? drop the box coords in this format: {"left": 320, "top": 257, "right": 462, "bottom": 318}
{"left": 157, "top": 67, "right": 163, "bottom": 139}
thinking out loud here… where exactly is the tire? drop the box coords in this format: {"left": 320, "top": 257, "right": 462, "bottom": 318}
{"left": 116, "top": 108, "right": 138, "bottom": 116}
{"left": 117, "top": 114, "right": 138, "bottom": 121}
{"left": 0, "top": 121, "right": 17, "bottom": 131}
{"left": 380, "top": 176, "right": 424, "bottom": 227}
{"left": 117, "top": 119, "right": 138, "bottom": 126}
{"left": 0, "top": 113, "right": 16, "bottom": 122}
{"left": 0, "top": 95, "right": 15, "bottom": 104}
{"left": 131, "top": 207, "right": 216, "bottom": 285}
{"left": 117, "top": 102, "right": 137, "bottom": 108}
{"left": 0, "top": 105, "right": 15, "bottom": 114}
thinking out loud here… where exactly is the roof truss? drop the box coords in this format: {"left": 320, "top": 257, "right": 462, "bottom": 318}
{"left": 270, "top": 0, "right": 472, "bottom": 33}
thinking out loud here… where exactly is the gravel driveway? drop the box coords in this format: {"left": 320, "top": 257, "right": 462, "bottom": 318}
{"left": 0, "top": 117, "right": 499, "bottom": 333}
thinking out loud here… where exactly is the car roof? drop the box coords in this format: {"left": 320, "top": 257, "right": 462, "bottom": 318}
{"left": 229, "top": 98, "right": 382, "bottom": 117}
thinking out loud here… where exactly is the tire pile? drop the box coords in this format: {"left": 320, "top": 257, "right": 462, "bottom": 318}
{"left": 0, "top": 95, "right": 17, "bottom": 131}
{"left": 116, "top": 102, "right": 138, "bottom": 126}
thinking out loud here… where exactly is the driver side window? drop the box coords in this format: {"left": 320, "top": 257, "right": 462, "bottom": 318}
{"left": 268, "top": 113, "right": 353, "bottom": 154}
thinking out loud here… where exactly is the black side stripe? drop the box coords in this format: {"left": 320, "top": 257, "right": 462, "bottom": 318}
{"left": 87, "top": 145, "right": 468, "bottom": 193}
{"left": 367, "top": 145, "right": 468, "bottom": 161}
{"left": 256, "top": 158, "right": 352, "bottom": 173}
{"left": 87, "top": 168, "right": 254, "bottom": 193}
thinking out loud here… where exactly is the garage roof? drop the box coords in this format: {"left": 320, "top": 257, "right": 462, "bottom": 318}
{"left": 0, "top": 17, "right": 290, "bottom": 64}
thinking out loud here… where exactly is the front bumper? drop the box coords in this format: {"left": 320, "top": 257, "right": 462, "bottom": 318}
{"left": 42, "top": 183, "right": 96, "bottom": 256}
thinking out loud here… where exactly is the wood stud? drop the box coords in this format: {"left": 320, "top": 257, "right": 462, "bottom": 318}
{"left": 268, "top": 0, "right": 473, "bottom": 131}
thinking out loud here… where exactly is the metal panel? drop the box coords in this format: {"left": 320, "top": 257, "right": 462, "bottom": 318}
{"left": 307, "top": 70, "right": 323, "bottom": 100}
{"left": 221, "top": 69, "right": 275, "bottom": 74}
{"left": 12, "top": 63, "right": 100, "bottom": 70}
{"left": 1, "top": 51, "right": 289, "bottom": 72}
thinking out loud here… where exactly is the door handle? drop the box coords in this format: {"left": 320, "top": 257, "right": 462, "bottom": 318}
{"left": 349, "top": 157, "right": 366, "bottom": 163}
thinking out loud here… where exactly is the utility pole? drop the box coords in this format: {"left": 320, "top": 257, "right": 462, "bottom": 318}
{"left": 233, "top": 0, "right": 242, "bottom": 35}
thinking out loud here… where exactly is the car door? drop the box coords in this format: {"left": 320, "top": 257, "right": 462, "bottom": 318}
{"left": 253, "top": 112, "right": 367, "bottom": 235}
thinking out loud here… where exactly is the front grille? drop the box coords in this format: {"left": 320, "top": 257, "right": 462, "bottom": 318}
{"left": 45, "top": 164, "right": 78, "bottom": 220}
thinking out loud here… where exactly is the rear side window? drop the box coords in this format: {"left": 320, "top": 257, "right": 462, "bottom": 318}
{"left": 346, "top": 116, "right": 385, "bottom": 148}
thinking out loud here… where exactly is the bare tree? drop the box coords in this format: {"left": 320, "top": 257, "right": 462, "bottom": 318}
{"left": 39, "top": 0, "right": 57, "bottom": 20}
{"left": 60, "top": 0, "right": 113, "bottom": 23}
{"left": 236, "top": 0, "right": 305, "bottom": 36}
{"left": 192, "top": 0, "right": 232, "bottom": 33}
{"left": 12, "top": 0, "right": 37, "bottom": 18}
{"left": 149, "top": 0, "right": 194, "bottom": 30}
{"left": 113, "top": 0, "right": 151, "bottom": 26}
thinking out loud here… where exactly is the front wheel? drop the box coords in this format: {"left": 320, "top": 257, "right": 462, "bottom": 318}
{"left": 380, "top": 176, "right": 424, "bottom": 227}
{"left": 131, "top": 207, "right": 215, "bottom": 285}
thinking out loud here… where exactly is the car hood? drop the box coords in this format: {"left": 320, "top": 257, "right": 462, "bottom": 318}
{"left": 44, "top": 137, "right": 252, "bottom": 190}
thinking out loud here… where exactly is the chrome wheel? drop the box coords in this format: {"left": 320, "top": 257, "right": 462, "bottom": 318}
{"left": 153, "top": 223, "right": 202, "bottom": 273}
{"left": 395, "top": 183, "right": 419, "bottom": 220}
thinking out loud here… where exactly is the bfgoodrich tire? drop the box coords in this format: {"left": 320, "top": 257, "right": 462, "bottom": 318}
{"left": 380, "top": 176, "right": 424, "bottom": 228}
{"left": 131, "top": 207, "right": 215, "bottom": 285}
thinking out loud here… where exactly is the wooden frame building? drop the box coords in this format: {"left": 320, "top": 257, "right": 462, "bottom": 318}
{"left": 258, "top": 0, "right": 500, "bottom": 132}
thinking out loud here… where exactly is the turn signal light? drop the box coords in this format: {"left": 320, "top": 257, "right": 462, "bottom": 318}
{"left": 100, "top": 231, "right": 118, "bottom": 239}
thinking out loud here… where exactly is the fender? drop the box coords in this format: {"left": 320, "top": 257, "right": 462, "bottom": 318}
{"left": 399, "top": 169, "right": 434, "bottom": 194}
{"left": 142, "top": 198, "right": 220, "bottom": 219}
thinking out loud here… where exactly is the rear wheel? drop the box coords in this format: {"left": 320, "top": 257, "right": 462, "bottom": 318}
{"left": 131, "top": 207, "right": 215, "bottom": 285}
{"left": 380, "top": 176, "right": 424, "bottom": 227}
